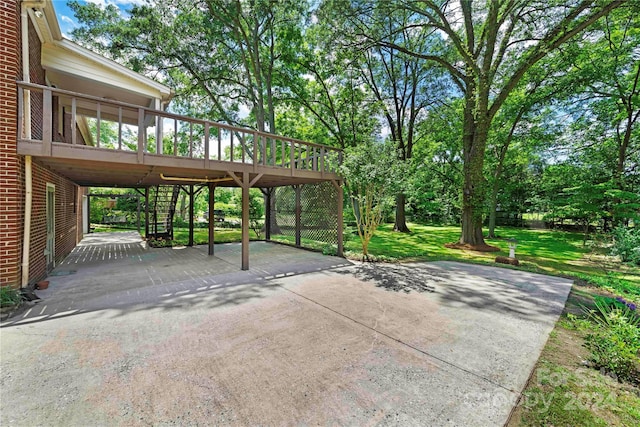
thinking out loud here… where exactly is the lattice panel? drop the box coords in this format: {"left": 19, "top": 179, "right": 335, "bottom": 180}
{"left": 273, "top": 182, "right": 339, "bottom": 247}
{"left": 274, "top": 186, "right": 296, "bottom": 237}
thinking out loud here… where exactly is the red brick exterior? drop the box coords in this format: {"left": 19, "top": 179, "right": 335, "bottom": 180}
{"left": 28, "top": 16, "right": 44, "bottom": 139}
{"left": 28, "top": 163, "right": 83, "bottom": 281}
{"left": 1, "top": 3, "right": 83, "bottom": 287}
{"left": 0, "top": 1, "right": 22, "bottom": 287}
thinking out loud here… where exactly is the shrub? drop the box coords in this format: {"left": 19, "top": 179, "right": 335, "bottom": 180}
{"left": 610, "top": 226, "right": 640, "bottom": 265}
{"left": 0, "top": 286, "right": 22, "bottom": 307}
{"left": 147, "top": 237, "right": 174, "bottom": 248}
{"left": 582, "top": 300, "right": 640, "bottom": 384}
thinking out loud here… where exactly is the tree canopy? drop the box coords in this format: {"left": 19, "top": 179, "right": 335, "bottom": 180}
{"left": 69, "top": 0, "right": 638, "bottom": 247}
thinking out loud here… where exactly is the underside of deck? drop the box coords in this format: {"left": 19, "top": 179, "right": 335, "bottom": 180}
{"left": 18, "top": 142, "right": 339, "bottom": 188}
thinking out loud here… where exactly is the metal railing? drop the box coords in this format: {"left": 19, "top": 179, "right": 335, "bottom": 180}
{"left": 17, "top": 81, "right": 342, "bottom": 175}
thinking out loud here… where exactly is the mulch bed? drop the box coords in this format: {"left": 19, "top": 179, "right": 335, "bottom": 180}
{"left": 444, "top": 242, "right": 501, "bottom": 252}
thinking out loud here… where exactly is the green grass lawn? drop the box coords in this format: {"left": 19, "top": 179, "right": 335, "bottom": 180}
{"left": 172, "top": 227, "right": 259, "bottom": 244}
{"left": 344, "top": 223, "right": 639, "bottom": 294}
{"left": 91, "top": 224, "right": 260, "bottom": 245}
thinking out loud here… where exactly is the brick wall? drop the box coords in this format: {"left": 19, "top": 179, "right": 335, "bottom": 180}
{"left": 52, "top": 100, "right": 88, "bottom": 145}
{"left": 28, "top": 17, "right": 43, "bottom": 139}
{"left": 28, "top": 162, "right": 82, "bottom": 282}
{"left": 0, "top": 1, "right": 22, "bottom": 286}
{"left": 1, "top": 5, "right": 83, "bottom": 287}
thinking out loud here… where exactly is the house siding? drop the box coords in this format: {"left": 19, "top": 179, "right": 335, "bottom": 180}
{"left": 1, "top": 4, "right": 83, "bottom": 287}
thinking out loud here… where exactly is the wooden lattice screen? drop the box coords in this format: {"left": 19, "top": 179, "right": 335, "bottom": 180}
{"left": 271, "top": 181, "right": 339, "bottom": 250}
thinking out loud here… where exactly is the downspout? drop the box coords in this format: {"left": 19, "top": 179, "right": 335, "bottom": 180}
{"left": 21, "top": 158, "right": 32, "bottom": 287}
{"left": 20, "top": 5, "right": 32, "bottom": 287}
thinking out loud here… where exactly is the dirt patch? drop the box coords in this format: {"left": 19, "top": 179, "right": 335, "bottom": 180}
{"left": 444, "top": 242, "right": 501, "bottom": 252}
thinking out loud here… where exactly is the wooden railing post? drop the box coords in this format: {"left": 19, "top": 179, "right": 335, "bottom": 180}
{"left": 96, "top": 102, "right": 101, "bottom": 148}
{"left": 156, "top": 110, "right": 163, "bottom": 155}
{"left": 71, "top": 98, "right": 77, "bottom": 145}
{"left": 116, "top": 106, "right": 122, "bottom": 149}
{"left": 217, "top": 127, "right": 222, "bottom": 161}
{"left": 42, "top": 88, "right": 52, "bottom": 155}
{"left": 271, "top": 138, "right": 276, "bottom": 166}
{"left": 137, "top": 108, "right": 145, "bottom": 163}
{"left": 189, "top": 122, "right": 193, "bottom": 158}
{"left": 290, "top": 141, "right": 295, "bottom": 176}
{"left": 204, "top": 123, "right": 210, "bottom": 169}
{"left": 17, "top": 87, "right": 23, "bottom": 140}
{"left": 253, "top": 131, "right": 258, "bottom": 172}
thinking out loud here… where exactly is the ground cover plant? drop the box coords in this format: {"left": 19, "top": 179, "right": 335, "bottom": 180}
{"left": 0, "top": 286, "right": 21, "bottom": 307}
{"left": 581, "top": 299, "right": 640, "bottom": 385}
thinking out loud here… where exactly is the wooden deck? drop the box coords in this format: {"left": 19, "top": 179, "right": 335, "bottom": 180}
{"left": 17, "top": 82, "right": 342, "bottom": 188}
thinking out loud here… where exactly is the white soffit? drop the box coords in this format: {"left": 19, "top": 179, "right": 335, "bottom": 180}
{"left": 41, "top": 40, "right": 172, "bottom": 105}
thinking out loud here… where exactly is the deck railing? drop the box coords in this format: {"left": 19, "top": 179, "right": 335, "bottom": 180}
{"left": 17, "top": 82, "right": 342, "bottom": 176}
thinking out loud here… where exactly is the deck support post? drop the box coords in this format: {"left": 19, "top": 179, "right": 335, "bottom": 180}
{"left": 229, "top": 171, "right": 262, "bottom": 270}
{"left": 144, "top": 187, "right": 150, "bottom": 239}
{"left": 137, "top": 196, "right": 141, "bottom": 234}
{"left": 263, "top": 188, "right": 272, "bottom": 241}
{"left": 208, "top": 183, "right": 215, "bottom": 255}
{"left": 241, "top": 171, "right": 250, "bottom": 270}
{"left": 331, "top": 180, "right": 344, "bottom": 257}
{"left": 87, "top": 194, "right": 91, "bottom": 234}
{"left": 294, "top": 185, "right": 301, "bottom": 247}
{"left": 188, "top": 185, "right": 194, "bottom": 247}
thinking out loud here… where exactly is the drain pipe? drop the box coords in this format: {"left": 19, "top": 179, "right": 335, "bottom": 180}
{"left": 20, "top": 5, "right": 32, "bottom": 287}
{"left": 21, "top": 157, "right": 33, "bottom": 287}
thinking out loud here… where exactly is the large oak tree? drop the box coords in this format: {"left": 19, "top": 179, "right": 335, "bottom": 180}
{"left": 346, "top": 0, "right": 624, "bottom": 245}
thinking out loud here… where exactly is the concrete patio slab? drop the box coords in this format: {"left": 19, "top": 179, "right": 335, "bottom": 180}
{"left": 0, "top": 232, "right": 573, "bottom": 426}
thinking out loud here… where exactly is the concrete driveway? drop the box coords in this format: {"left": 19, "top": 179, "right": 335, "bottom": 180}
{"left": 0, "top": 233, "right": 573, "bottom": 426}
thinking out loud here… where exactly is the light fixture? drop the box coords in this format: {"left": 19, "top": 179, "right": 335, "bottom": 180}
{"left": 33, "top": 9, "right": 43, "bottom": 19}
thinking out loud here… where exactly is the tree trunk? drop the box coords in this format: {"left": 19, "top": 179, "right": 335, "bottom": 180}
{"left": 268, "top": 192, "right": 281, "bottom": 234}
{"left": 178, "top": 191, "right": 187, "bottom": 221}
{"left": 459, "top": 100, "right": 489, "bottom": 246}
{"left": 394, "top": 193, "right": 410, "bottom": 232}
{"left": 487, "top": 189, "right": 498, "bottom": 239}
{"left": 487, "top": 159, "right": 505, "bottom": 239}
